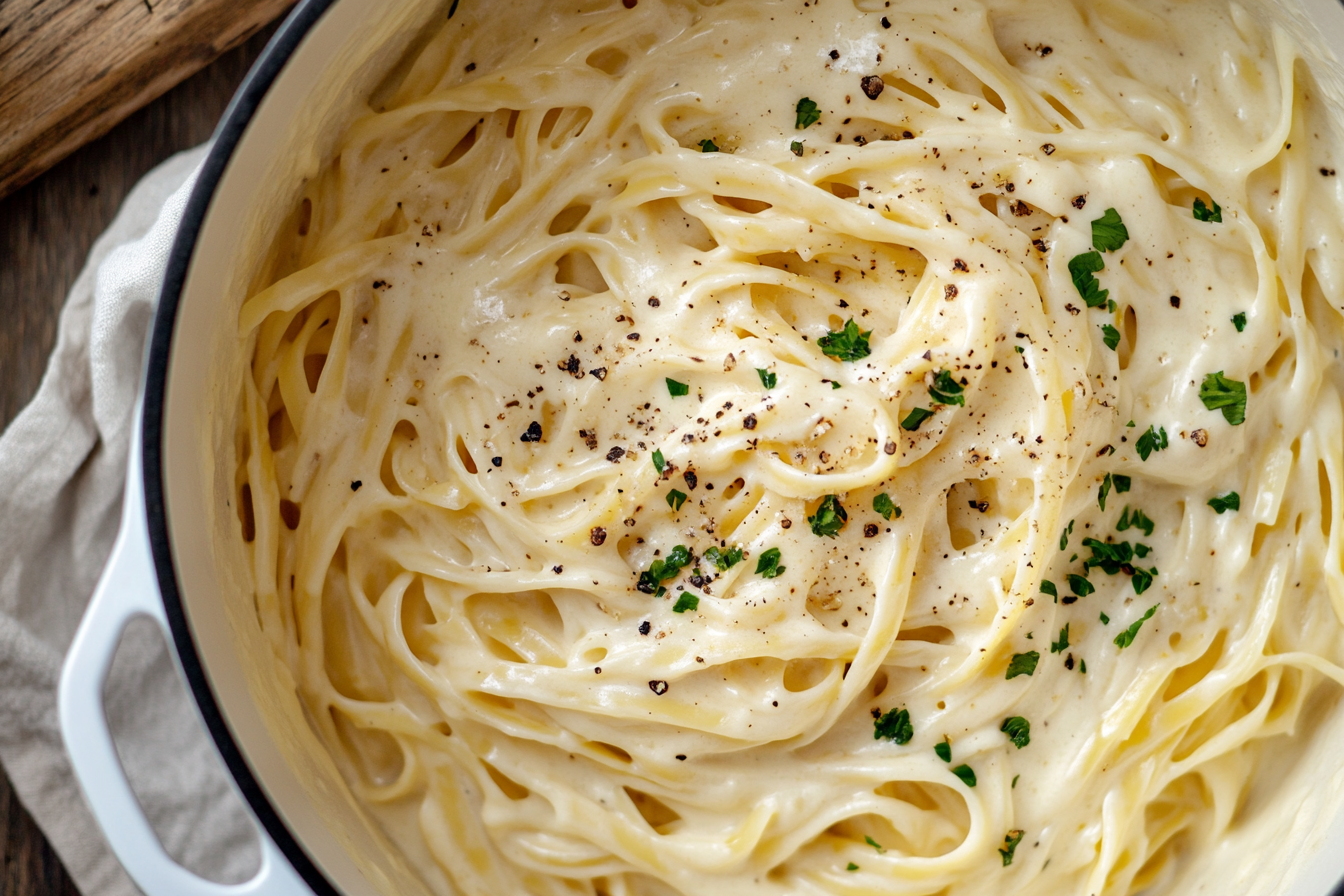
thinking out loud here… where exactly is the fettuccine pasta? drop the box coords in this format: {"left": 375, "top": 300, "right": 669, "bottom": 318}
{"left": 233, "top": 0, "right": 1344, "bottom": 893}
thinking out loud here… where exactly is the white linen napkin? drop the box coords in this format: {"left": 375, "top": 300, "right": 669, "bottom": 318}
{"left": 0, "top": 145, "right": 261, "bottom": 896}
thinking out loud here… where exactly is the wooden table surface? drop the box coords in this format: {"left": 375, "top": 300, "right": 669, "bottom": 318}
{"left": 0, "top": 27, "right": 275, "bottom": 896}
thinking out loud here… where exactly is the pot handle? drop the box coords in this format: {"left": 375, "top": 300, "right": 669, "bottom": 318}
{"left": 58, "top": 419, "right": 312, "bottom": 896}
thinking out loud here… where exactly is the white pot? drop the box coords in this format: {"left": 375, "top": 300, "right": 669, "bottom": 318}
{"left": 54, "top": 1, "right": 1344, "bottom": 894}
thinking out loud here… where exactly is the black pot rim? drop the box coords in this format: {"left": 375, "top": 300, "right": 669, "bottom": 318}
{"left": 142, "top": 1, "right": 342, "bottom": 893}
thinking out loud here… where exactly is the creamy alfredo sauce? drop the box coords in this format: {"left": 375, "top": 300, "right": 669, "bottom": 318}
{"left": 235, "top": 1, "right": 1344, "bottom": 893}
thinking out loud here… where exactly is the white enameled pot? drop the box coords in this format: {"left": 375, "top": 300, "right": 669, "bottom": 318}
{"left": 53, "top": 0, "right": 1344, "bottom": 894}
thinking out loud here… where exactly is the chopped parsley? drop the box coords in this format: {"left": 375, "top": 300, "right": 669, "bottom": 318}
{"left": 846, "top": 862, "right": 859, "bottom": 871}
{"left": 951, "top": 764, "right": 977, "bottom": 787}
{"left": 1136, "top": 425, "right": 1169, "bottom": 460}
{"left": 1131, "top": 566, "right": 1158, "bottom": 594}
{"left": 1067, "top": 573, "right": 1095, "bottom": 598}
{"left": 1050, "top": 623, "right": 1070, "bottom": 654}
{"left": 1091, "top": 208, "right": 1130, "bottom": 252}
{"left": 873, "top": 493, "right": 901, "bottom": 520}
{"left": 864, "top": 836, "right": 885, "bottom": 853}
{"left": 1112, "top": 474, "right": 1132, "bottom": 494}
{"left": 1232, "top": 312, "right": 1247, "bottom": 332}
{"left": 1007, "top": 651, "right": 1040, "bottom": 679}
{"left": 666, "top": 489, "right": 688, "bottom": 511}
{"left": 791, "top": 141, "right": 805, "bottom": 157}
{"left": 1199, "top": 371, "right": 1247, "bottom": 425}
{"left": 1208, "top": 492, "right": 1241, "bottom": 514}
{"left": 637, "top": 545, "right": 692, "bottom": 597}
{"left": 1012, "top": 774, "right": 1019, "bottom": 788}
{"left": 1117, "top": 506, "right": 1155, "bottom": 537}
{"left": 935, "top": 738, "right": 952, "bottom": 762}
{"left": 796, "top": 97, "right": 821, "bottom": 129}
{"left": 1098, "top": 473, "right": 1114, "bottom": 511}
{"left": 1000, "top": 830, "right": 1025, "bottom": 866}
{"left": 672, "top": 593, "right": 699, "bottom": 613}
{"left": 1001, "top": 716, "right": 1031, "bottom": 749}
{"left": 756, "top": 368, "right": 777, "bottom": 389}
{"left": 1101, "top": 324, "right": 1120, "bottom": 351}
{"left": 818, "top": 318, "right": 872, "bottom": 361}
{"left": 1060, "top": 519, "right": 1075, "bottom": 551}
{"left": 901, "top": 407, "right": 935, "bottom": 431}
{"left": 873, "top": 707, "right": 913, "bottom": 744}
{"left": 1069, "top": 251, "right": 1109, "bottom": 308}
{"left": 755, "top": 547, "right": 785, "bottom": 578}
{"left": 1114, "top": 605, "right": 1159, "bottom": 648}
{"left": 704, "top": 546, "right": 743, "bottom": 571}
{"left": 929, "top": 369, "right": 966, "bottom": 406}
{"left": 666, "top": 378, "right": 689, "bottom": 397}
{"left": 1081, "top": 538, "right": 1155, "bottom": 593}
{"left": 1080, "top": 659, "right": 1088, "bottom": 674}
{"left": 1193, "top": 197, "right": 1222, "bottom": 222}
{"left": 698, "top": 138, "right": 719, "bottom": 153}
{"left": 1040, "top": 579, "right": 1058, "bottom": 600}
{"left": 809, "top": 494, "right": 848, "bottom": 537}
{"left": 1100, "top": 612, "right": 1110, "bottom": 625}
{"left": 652, "top": 449, "right": 666, "bottom": 474}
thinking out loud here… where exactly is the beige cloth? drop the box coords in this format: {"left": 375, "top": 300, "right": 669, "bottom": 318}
{"left": 0, "top": 145, "right": 260, "bottom": 895}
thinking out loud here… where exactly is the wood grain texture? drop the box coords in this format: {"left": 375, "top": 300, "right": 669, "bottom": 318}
{"left": 0, "top": 0, "right": 295, "bottom": 198}
{"left": 0, "top": 25, "right": 277, "bottom": 895}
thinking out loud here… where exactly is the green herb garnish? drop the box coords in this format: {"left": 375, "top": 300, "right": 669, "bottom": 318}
{"left": 1092, "top": 208, "right": 1130, "bottom": 252}
{"left": 1114, "top": 605, "right": 1158, "bottom": 648}
{"left": 1040, "top": 580, "right": 1058, "bottom": 600}
{"left": 637, "top": 545, "right": 692, "bottom": 597}
{"left": 1136, "top": 425, "right": 1169, "bottom": 460}
{"left": 1131, "top": 567, "right": 1158, "bottom": 594}
{"left": 755, "top": 547, "right": 785, "bottom": 578}
{"left": 1101, "top": 324, "right": 1120, "bottom": 351}
{"left": 901, "top": 408, "right": 935, "bottom": 431}
{"left": 1050, "top": 623, "right": 1070, "bottom": 654}
{"left": 864, "top": 836, "right": 885, "bottom": 853}
{"left": 935, "top": 738, "right": 952, "bottom": 762}
{"left": 929, "top": 369, "right": 966, "bottom": 406}
{"left": 1069, "top": 251, "right": 1109, "bottom": 308}
{"left": 672, "top": 593, "right": 699, "bottom": 613}
{"left": 1208, "top": 492, "right": 1241, "bottom": 514}
{"left": 809, "top": 494, "right": 848, "bottom": 538}
{"left": 951, "top": 765, "right": 977, "bottom": 787}
{"left": 818, "top": 318, "right": 872, "bottom": 361}
{"left": 873, "top": 708, "right": 913, "bottom": 744}
{"left": 846, "top": 862, "right": 859, "bottom": 871}
{"left": 667, "top": 489, "right": 688, "bottom": 511}
{"left": 1067, "top": 574, "right": 1094, "bottom": 598}
{"left": 1193, "top": 197, "right": 1222, "bottom": 222}
{"left": 873, "top": 493, "right": 901, "bottom": 520}
{"left": 796, "top": 97, "right": 821, "bottom": 129}
{"left": 1000, "top": 830, "right": 1025, "bottom": 866}
{"left": 1232, "top": 312, "right": 1247, "bottom": 332}
{"left": 1099, "top": 473, "right": 1113, "bottom": 511}
{"left": 1112, "top": 474, "right": 1131, "bottom": 493}
{"left": 1007, "top": 651, "right": 1040, "bottom": 679}
{"left": 1001, "top": 717, "right": 1031, "bottom": 749}
{"left": 791, "top": 141, "right": 805, "bottom": 157}
{"left": 704, "top": 546, "right": 743, "bottom": 571}
{"left": 698, "top": 138, "right": 719, "bottom": 153}
{"left": 1060, "top": 519, "right": 1074, "bottom": 551}
{"left": 1199, "top": 371, "right": 1247, "bottom": 425}
{"left": 666, "top": 378, "right": 689, "bottom": 397}
{"left": 652, "top": 449, "right": 666, "bottom": 474}
{"left": 756, "top": 368, "right": 777, "bottom": 389}
{"left": 1100, "top": 612, "right": 1110, "bottom": 625}
{"left": 1117, "top": 506, "right": 1155, "bottom": 537}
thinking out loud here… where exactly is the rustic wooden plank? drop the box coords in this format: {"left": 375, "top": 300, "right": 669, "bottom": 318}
{"left": 0, "top": 24, "right": 275, "bottom": 891}
{"left": 0, "top": 0, "right": 294, "bottom": 199}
